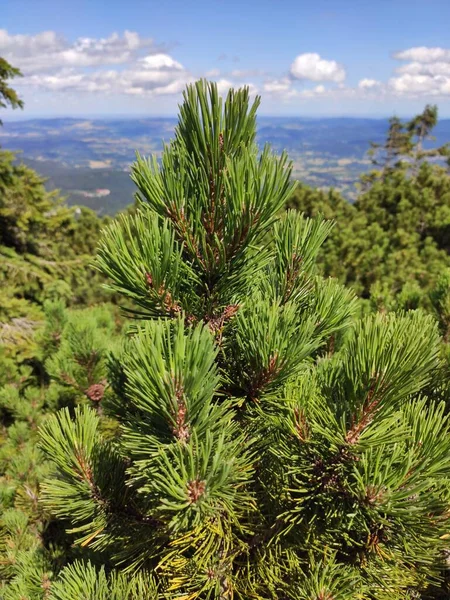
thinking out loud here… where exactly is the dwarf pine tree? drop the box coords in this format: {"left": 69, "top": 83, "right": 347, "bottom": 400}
{"left": 0, "top": 300, "right": 123, "bottom": 598}
{"left": 39, "top": 81, "right": 450, "bottom": 599}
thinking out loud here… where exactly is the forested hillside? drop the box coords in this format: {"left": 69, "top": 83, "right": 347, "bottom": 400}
{"left": 3, "top": 116, "right": 450, "bottom": 213}
{"left": 1, "top": 62, "right": 450, "bottom": 599}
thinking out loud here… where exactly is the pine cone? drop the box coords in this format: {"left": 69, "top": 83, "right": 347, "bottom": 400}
{"left": 85, "top": 382, "right": 106, "bottom": 403}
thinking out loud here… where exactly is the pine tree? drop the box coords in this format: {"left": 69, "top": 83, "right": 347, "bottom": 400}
{"left": 407, "top": 105, "right": 450, "bottom": 169}
{"left": 0, "top": 300, "right": 123, "bottom": 598}
{"left": 365, "top": 116, "right": 413, "bottom": 183}
{"left": 0, "top": 61, "right": 125, "bottom": 598}
{"left": 0, "top": 62, "right": 111, "bottom": 320}
{"left": 290, "top": 105, "right": 450, "bottom": 313}
{"left": 408, "top": 105, "right": 438, "bottom": 156}
{"left": 0, "top": 58, "right": 23, "bottom": 126}
{"left": 39, "top": 81, "right": 450, "bottom": 598}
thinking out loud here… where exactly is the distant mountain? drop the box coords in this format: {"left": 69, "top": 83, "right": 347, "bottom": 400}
{"left": 2, "top": 117, "right": 449, "bottom": 214}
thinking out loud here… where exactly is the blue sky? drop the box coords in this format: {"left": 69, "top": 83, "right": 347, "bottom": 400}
{"left": 2, "top": 0, "right": 450, "bottom": 117}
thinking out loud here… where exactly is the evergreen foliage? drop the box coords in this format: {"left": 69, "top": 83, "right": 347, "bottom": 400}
{"left": 0, "top": 149, "right": 109, "bottom": 315}
{"left": 0, "top": 60, "right": 126, "bottom": 598}
{"left": 288, "top": 105, "right": 450, "bottom": 316}
{"left": 0, "top": 300, "right": 122, "bottom": 598}
{"left": 0, "top": 58, "right": 23, "bottom": 125}
{"left": 36, "top": 81, "right": 450, "bottom": 599}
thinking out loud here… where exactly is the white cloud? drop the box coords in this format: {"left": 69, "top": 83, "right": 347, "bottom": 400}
{"left": 388, "top": 73, "right": 450, "bottom": 96}
{"left": 263, "top": 78, "right": 333, "bottom": 101}
{"left": 0, "top": 29, "right": 64, "bottom": 57}
{"left": 298, "top": 84, "right": 329, "bottom": 98}
{"left": 393, "top": 46, "right": 450, "bottom": 63}
{"left": 263, "top": 78, "right": 291, "bottom": 94}
{"left": 152, "top": 78, "right": 196, "bottom": 95}
{"left": 241, "top": 82, "right": 259, "bottom": 97}
{"left": 4, "top": 28, "right": 260, "bottom": 102}
{"left": 8, "top": 27, "right": 450, "bottom": 109}
{"left": 139, "top": 53, "right": 183, "bottom": 70}
{"left": 200, "top": 76, "right": 257, "bottom": 97}
{"left": 0, "top": 27, "right": 194, "bottom": 98}
{"left": 396, "top": 61, "right": 450, "bottom": 77}
{"left": 290, "top": 52, "right": 346, "bottom": 82}
{"left": 358, "top": 78, "right": 381, "bottom": 90}
{"left": 214, "top": 78, "right": 258, "bottom": 96}
{"left": 0, "top": 28, "right": 159, "bottom": 73}
{"left": 21, "top": 65, "right": 193, "bottom": 97}
{"left": 390, "top": 46, "right": 450, "bottom": 97}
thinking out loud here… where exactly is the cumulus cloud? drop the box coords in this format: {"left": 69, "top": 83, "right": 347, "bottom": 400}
{"left": 389, "top": 73, "right": 450, "bottom": 96}
{"left": 0, "top": 29, "right": 160, "bottom": 74}
{"left": 290, "top": 52, "right": 346, "bottom": 83}
{"left": 0, "top": 29, "right": 64, "bottom": 58}
{"left": 3, "top": 28, "right": 260, "bottom": 101}
{"left": 393, "top": 46, "right": 450, "bottom": 63}
{"left": 0, "top": 28, "right": 196, "bottom": 98}
{"left": 210, "top": 78, "right": 258, "bottom": 96}
{"left": 396, "top": 61, "right": 450, "bottom": 77}
{"left": 263, "top": 78, "right": 292, "bottom": 94}
{"left": 7, "top": 27, "right": 450, "bottom": 107}
{"left": 358, "top": 78, "right": 381, "bottom": 89}
{"left": 263, "top": 78, "right": 332, "bottom": 101}
{"left": 298, "top": 84, "right": 328, "bottom": 98}
{"left": 139, "top": 54, "right": 183, "bottom": 70}
{"left": 21, "top": 62, "right": 193, "bottom": 97}
{"left": 390, "top": 45, "right": 450, "bottom": 97}
{"left": 262, "top": 52, "right": 345, "bottom": 101}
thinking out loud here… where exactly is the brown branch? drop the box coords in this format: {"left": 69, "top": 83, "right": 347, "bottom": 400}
{"left": 60, "top": 372, "right": 84, "bottom": 393}
{"left": 346, "top": 374, "right": 387, "bottom": 445}
{"left": 206, "top": 303, "right": 240, "bottom": 344}
{"left": 283, "top": 253, "right": 303, "bottom": 302}
{"left": 249, "top": 353, "right": 282, "bottom": 400}
{"left": 166, "top": 203, "right": 206, "bottom": 268}
{"left": 171, "top": 378, "right": 190, "bottom": 443}
{"left": 226, "top": 210, "right": 261, "bottom": 263}
{"left": 145, "top": 271, "right": 183, "bottom": 317}
{"left": 72, "top": 444, "right": 159, "bottom": 527}
{"left": 203, "top": 133, "right": 226, "bottom": 241}
{"left": 294, "top": 407, "right": 310, "bottom": 442}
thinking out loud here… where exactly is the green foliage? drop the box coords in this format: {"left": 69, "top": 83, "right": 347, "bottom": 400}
{"left": 0, "top": 57, "right": 23, "bottom": 125}
{"left": 430, "top": 270, "right": 450, "bottom": 342}
{"left": 35, "top": 81, "right": 450, "bottom": 599}
{"left": 289, "top": 107, "right": 450, "bottom": 316}
{"left": 0, "top": 149, "right": 110, "bottom": 315}
{"left": 48, "top": 560, "right": 158, "bottom": 600}
{"left": 0, "top": 66, "right": 129, "bottom": 598}
{"left": 1, "top": 68, "right": 449, "bottom": 598}
{"left": 0, "top": 299, "right": 122, "bottom": 597}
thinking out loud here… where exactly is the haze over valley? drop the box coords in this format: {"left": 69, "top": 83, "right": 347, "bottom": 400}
{"left": 2, "top": 116, "right": 450, "bottom": 213}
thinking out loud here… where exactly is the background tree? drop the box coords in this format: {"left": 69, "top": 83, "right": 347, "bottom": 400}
{"left": 290, "top": 105, "right": 450, "bottom": 312}
{"left": 0, "top": 58, "right": 23, "bottom": 126}
{"left": 0, "top": 61, "right": 123, "bottom": 598}
{"left": 365, "top": 115, "right": 413, "bottom": 181}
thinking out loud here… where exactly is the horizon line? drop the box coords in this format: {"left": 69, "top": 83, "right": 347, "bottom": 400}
{"left": 4, "top": 113, "right": 450, "bottom": 122}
